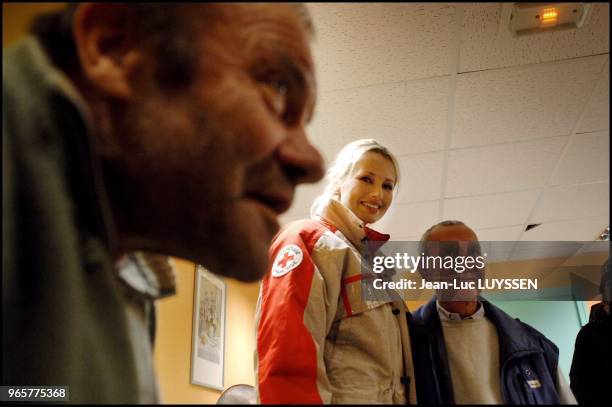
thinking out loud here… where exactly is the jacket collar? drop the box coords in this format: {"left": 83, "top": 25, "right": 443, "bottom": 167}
{"left": 313, "top": 198, "right": 390, "bottom": 249}
{"left": 417, "top": 296, "right": 547, "bottom": 362}
{"left": 480, "top": 299, "right": 546, "bottom": 360}
{"left": 9, "top": 37, "right": 118, "bottom": 253}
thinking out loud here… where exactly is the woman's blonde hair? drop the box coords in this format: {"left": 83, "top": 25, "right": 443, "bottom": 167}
{"left": 310, "top": 139, "right": 400, "bottom": 216}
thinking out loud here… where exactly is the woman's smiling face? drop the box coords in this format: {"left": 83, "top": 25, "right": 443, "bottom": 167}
{"left": 338, "top": 151, "right": 397, "bottom": 225}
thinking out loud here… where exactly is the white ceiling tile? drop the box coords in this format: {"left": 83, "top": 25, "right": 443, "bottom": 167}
{"left": 374, "top": 200, "right": 440, "bottom": 239}
{"left": 472, "top": 228, "right": 525, "bottom": 262}
{"left": 459, "top": 3, "right": 610, "bottom": 73}
{"left": 306, "top": 119, "right": 351, "bottom": 166}
{"left": 577, "top": 60, "right": 610, "bottom": 133}
{"left": 519, "top": 216, "right": 609, "bottom": 241}
{"left": 477, "top": 238, "right": 518, "bottom": 263}
{"left": 550, "top": 131, "right": 610, "bottom": 185}
{"left": 451, "top": 55, "right": 607, "bottom": 148}
{"left": 530, "top": 182, "right": 610, "bottom": 223}
{"left": 444, "top": 190, "right": 540, "bottom": 229}
{"left": 476, "top": 239, "right": 513, "bottom": 264}
{"left": 395, "top": 152, "right": 445, "bottom": 203}
{"left": 297, "top": 3, "right": 609, "bottom": 249}
{"left": 509, "top": 241, "right": 583, "bottom": 261}
{"left": 308, "top": 78, "right": 449, "bottom": 159}
{"left": 445, "top": 137, "right": 567, "bottom": 197}
{"left": 308, "top": 3, "right": 457, "bottom": 91}
{"left": 474, "top": 225, "right": 524, "bottom": 242}
{"left": 483, "top": 250, "right": 512, "bottom": 263}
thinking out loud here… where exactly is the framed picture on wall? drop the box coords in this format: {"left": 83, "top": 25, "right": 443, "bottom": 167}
{"left": 190, "top": 264, "right": 226, "bottom": 390}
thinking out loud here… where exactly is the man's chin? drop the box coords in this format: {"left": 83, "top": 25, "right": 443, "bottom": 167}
{"left": 226, "top": 241, "right": 271, "bottom": 282}
{"left": 185, "top": 200, "right": 280, "bottom": 282}
{"left": 200, "top": 242, "right": 269, "bottom": 283}
{"left": 215, "top": 206, "right": 278, "bottom": 282}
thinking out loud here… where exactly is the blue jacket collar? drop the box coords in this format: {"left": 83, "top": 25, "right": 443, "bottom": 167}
{"left": 415, "top": 296, "right": 547, "bottom": 363}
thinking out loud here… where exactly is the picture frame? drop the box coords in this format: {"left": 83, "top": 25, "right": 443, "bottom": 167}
{"left": 190, "top": 264, "right": 226, "bottom": 390}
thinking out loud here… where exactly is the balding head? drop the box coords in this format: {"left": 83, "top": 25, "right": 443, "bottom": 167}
{"left": 417, "top": 220, "right": 485, "bottom": 302}
{"left": 418, "top": 220, "right": 479, "bottom": 257}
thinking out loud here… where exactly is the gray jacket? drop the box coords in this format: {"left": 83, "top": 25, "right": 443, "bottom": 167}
{"left": 3, "top": 37, "right": 157, "bottom": 403}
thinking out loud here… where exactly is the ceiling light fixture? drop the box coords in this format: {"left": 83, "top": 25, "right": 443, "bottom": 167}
{"left": 509, "top": 3, "right": 592, "bottom": 36}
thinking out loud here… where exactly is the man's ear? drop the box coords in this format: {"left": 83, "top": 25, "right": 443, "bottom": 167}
{"left": 73, "top": 3, "right": 144, "bottom": 100}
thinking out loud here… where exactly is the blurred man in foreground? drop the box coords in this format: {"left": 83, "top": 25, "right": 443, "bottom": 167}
{"left": 3, "top": 3, "right": 323, "bottom": 403}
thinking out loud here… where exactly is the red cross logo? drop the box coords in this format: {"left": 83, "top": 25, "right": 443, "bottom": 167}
{"left": 272, "top": 245, "right": 303, "bottom": 277}
{"left": 277, "top": 252, "right": 294, "bottom": 268}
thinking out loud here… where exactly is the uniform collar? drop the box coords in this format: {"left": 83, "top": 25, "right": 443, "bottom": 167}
{"left": 436, "top": 300, "right": 485, "bottom": 321}
{"left": 313, "top": 198, "right": 390, "bottom": 249}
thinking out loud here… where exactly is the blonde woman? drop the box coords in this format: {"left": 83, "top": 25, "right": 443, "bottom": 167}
{"left": 255, "top": 139, "right": 416, "bottom": 404}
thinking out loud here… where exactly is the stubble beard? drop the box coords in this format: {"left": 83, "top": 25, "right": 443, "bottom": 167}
{"left": 106, "top": 94, "right": 272, "bottom": 281}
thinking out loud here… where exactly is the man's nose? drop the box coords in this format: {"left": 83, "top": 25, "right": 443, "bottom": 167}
{"left": 277, "top": 128, "right": 325, "bottom": 184}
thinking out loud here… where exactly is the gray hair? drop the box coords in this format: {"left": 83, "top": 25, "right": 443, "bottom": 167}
{"left": 310, "top": 139, "right": 400, "bottom": 217}
{"left": 31, "top": 3, "right": 315, "bottom": 88}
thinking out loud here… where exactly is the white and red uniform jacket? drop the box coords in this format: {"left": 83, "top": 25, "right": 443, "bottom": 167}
{"left": 255, "top": 199, "right": 417, "bottom": 404}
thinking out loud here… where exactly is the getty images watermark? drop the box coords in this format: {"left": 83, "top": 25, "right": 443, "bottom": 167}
{"left": 357, "top": 240, "right": 610, "bottom": 301}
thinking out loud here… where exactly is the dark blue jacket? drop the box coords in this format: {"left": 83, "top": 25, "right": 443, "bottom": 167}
{"left": 410, "top": 297, "right": 561, "bottom": 404}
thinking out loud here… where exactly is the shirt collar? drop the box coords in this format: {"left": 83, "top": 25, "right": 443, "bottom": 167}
{"left": 436, "top": 300, "right": 485, "bottom": 321}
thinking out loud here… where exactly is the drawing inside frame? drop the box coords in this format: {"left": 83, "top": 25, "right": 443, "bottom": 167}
{"left": 191, "top": 264, "right": 226, "bottom": 390}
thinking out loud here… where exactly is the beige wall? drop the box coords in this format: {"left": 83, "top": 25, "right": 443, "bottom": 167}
{"left": 2, "top": 3, "right": 66, "bottom": 47}
{"left": 154, "top": 258, "right": 260, "bottom": 404}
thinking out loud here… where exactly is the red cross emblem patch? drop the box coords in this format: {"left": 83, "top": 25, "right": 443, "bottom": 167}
{"left": 272, "top": 245, "right": 303, "bottom": 277}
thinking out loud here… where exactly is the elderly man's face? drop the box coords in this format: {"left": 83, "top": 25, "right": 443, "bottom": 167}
{"left": 423, "top": 224, "right": 484, "bottom": 301}
{"left": 105, "top": 4, "right": 324, "bottom": 281}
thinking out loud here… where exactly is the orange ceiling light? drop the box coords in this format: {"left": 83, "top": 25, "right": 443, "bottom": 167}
{"left": 509, "top": 3, "right": 592, "bottom": 36}
{"left": 540, "top": 7, "right": 559, "bottom": 24}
